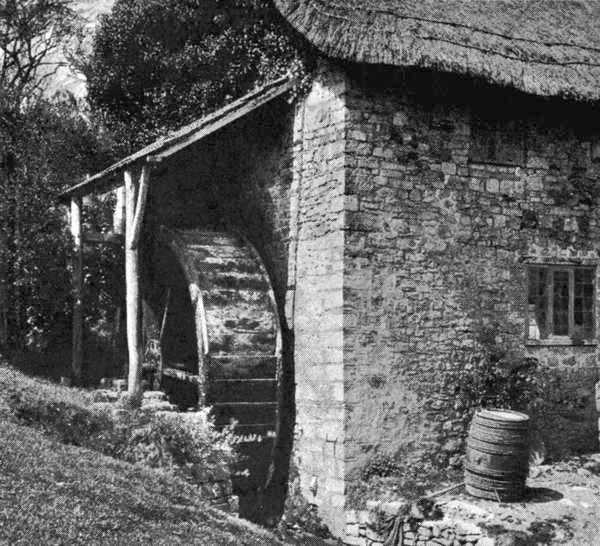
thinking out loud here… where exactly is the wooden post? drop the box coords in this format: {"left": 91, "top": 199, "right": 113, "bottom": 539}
{"left": 70, "top": 196, "right": 83, "bottom": 384}
{"left": 113, "top": 185, "right": 126, "bottom": 235}
{"left": 124, "top": 166, "right": 150, "bottom": 399}
{"left": 112, "top": 185, "right": 126, "bottom": 371}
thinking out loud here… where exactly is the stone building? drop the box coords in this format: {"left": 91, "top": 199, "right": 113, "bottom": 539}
{"left": 62, "top": 0, "right": 600, "bottom": 538}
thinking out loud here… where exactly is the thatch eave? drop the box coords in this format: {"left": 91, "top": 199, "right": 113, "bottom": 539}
{"left": 275, "top": 0, "right": 600, "bottom": 102}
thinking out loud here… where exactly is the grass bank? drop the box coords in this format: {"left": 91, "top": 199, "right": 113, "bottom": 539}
{"left": 0, "top": 363, "right": 282, "bottom": 544}
{"left": 0, "top": 419, "right": 281, "bottom": 544}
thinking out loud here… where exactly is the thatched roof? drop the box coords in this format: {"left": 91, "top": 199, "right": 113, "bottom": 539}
{"left": 275, "top": 0, "right": 600, "bottom": 101}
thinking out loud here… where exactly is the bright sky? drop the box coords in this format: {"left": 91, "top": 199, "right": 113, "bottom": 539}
{"left": 43, "top": 0, "right": 115, "bottom": 100}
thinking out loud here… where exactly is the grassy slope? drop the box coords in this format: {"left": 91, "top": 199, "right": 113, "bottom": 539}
{"left": 0, "top": 420, "right": 282, "bottom": 545}
{"left": 0, "top": 366, "right": 281, "bottom": 545}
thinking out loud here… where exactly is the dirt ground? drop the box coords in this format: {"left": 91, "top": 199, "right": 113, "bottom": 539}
{"left": 437, "top": 454, "right": 600, "bottom": 545}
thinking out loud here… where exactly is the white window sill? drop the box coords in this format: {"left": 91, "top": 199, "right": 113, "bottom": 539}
{"left": 525, "top": 337, "right": 597, "bottom": 347}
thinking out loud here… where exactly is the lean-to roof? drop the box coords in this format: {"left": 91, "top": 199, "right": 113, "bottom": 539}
{"left": 60, "top": 77, "right": 293, "bottom": 199}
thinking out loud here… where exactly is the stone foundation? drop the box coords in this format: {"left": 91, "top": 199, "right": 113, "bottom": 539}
{"left": 341, "top": 62, "right": 600, "bottom": 482}
{"left": 343, "top": 505, "right": 491, "bottom": 546}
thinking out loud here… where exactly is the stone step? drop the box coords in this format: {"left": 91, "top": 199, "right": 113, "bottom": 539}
{"left": 141, "top": 400, "right": 177, "bottom": 412}
{"left": 143, "top": 390, "right": 167, "bottom": 402}
{"left": 92, "top": 389, "right": 120, "bottom": 403}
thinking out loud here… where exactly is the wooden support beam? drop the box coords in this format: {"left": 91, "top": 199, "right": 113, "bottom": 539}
{"left": 162, "top": 367, "right": 203, "bottom": 385}
{"left": 130, "top": 165, "right": 150, "bottom": 249}
{"left": 70, "top": 196, "right": 83, "bottom": 385}
{"left": 123, "top": 167, "right": 150, "bottom": 400}
{"left": 82, "top": 231, "right": 124, "bottom": 245}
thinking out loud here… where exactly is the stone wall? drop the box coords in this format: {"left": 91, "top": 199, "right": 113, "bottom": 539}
{"left": 344, "top": 506, "right": 490, "bottom": 546}
{"left": 341, "top": 63, "right": 600, "bottom": 489}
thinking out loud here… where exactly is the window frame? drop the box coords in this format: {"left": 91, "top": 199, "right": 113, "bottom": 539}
{"left": 525, "top": 263, "right": 596, "bottom": 346}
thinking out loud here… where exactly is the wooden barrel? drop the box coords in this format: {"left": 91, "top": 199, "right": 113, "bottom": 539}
{"left": 464, "top": 409, "right": 530, "bottom": 501}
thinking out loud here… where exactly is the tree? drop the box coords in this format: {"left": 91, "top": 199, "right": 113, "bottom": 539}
{"left": 0, "top": 0, "right": 82, "bottom": 350}
{"left": 0, "top": 1, "right": 117, "bottom": 356}
{"left": 84, "top": 0, "right": 311, "bottom": 150}
{"left": 0, "top": 0, "right": 80, "bottom": 109}
{"left": 0, "top": 100, "right": 115, "bottom": 352}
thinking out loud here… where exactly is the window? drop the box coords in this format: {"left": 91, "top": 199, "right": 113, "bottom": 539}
{"left": 470, "top": 118, "right": 525, "bottom": 165}
{"left": 527, "top": 265, "right": 595, "bottom": 342}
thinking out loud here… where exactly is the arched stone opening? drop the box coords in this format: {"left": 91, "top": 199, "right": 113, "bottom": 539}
{"left": 144, "top": 227, "right": 285, "bottom": 522}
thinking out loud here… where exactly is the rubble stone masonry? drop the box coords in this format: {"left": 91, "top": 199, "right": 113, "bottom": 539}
{"left": 290, "top": 60, "right": 600, "bottom": 537}
{"left": 341, "top": 62, "right": 600, "bottom": 486}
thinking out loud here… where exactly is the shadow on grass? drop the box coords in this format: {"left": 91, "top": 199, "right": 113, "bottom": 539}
{"left": 7, "top": 337, "right": 124, "bottom": 388}
{"left": 523, "top": 486, "right": 563, "bottom": 503}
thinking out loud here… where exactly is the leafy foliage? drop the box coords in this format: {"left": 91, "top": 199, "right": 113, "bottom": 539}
{"left": 0, "top": 1, "right": 119, "bottom": 356}
{"left": 0, "top": 100, "right": 115, "bottom": 351}
{"left": 84, "top": 0, "right": 313, "bottom": 150}
{"left": 361, "top": 453, "right": 403, "bottom": 480}
{"left": 451, "top": 322, "right": 546, "bottom": 414}
{"left": 348, "top": 450, "right": 451, "bottom": 510}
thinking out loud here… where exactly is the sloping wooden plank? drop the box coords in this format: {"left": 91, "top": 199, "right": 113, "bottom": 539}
{"left": 148, "top": 81, "right": 294, "bottom": 163}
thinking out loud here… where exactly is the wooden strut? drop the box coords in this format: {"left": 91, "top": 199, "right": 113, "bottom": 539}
{"left": 158, "top": 287, "right": 171, "bottom": 385}
{"left": 124, "top": 165, "right": 150, "bottom": 399}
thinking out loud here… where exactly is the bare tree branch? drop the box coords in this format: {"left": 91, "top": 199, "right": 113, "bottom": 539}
{"left": 0, "top": 0, "right": 78, "bottom": 108}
